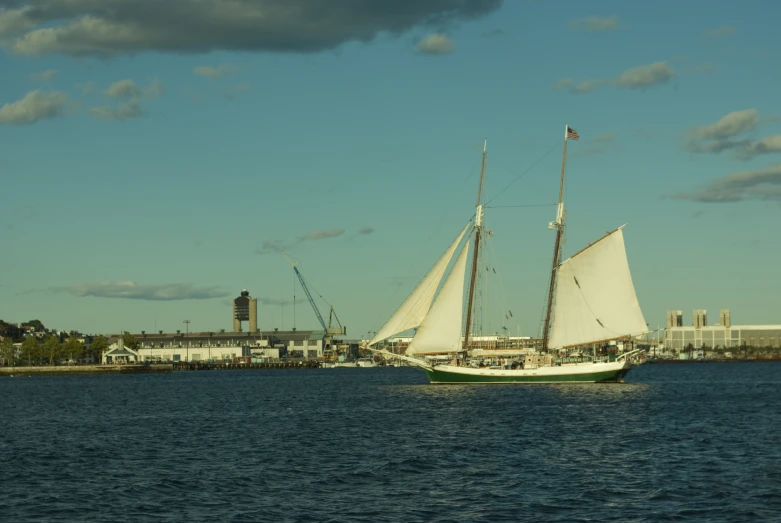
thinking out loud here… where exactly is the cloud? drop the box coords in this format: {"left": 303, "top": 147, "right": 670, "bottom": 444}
{"left": 50, "top": 281, "right": 229, "bottom": 300}
{"left": 106, "top": 79, "right": 143, "bottom": 99}
{"left": 735, "top": 135, "right": 781, "bottom": 160}
{"left": 2, "top": 0, "right": 500, "bottom": 58}
{"left": 691, "top": 109, "right": 759, "bottom": 141}
{"left": 685, "top": 109, "right": 781, "bottom": 160}
{"left": 89, "top": 100, "right": 143, "bottom": 121}
{"left": 569, "top": 16, "right": 620, "bottom": 31}
{"left": 550, "top": 78, "right": 572, "bottom": 90}
{"left": 554, "top": 61, "right": 675, "bottom": 94}
{"left": 673, "top": 164, "right": 781, "bottom": 203}
{"left": 298, "top": 229, "right": 345, "bottom": 241}
{"left": 194, "top": 64, "right": 241, "bottom": 77}
{"left": 255, "top": 228, "right": 346, "bottom": 255}
{"left": 705, "top": 26, "right": 735, "bottom": 37}
{"left": 29, "top": 68, "right": 57, "bottom": 82}
{"left": 348, "top": 226, "right": 376, "bottom": 240}
{"left": 89, "top": 78, "right": 163, "bottom": 121}
{"left": 223, "top": 83, "right": 252, "bottom": 101}
{"left": 76, "top": 81, "right": 99, "bottom": 95}
{"left": 257, "top": 297, "right": 305, "bottom": 306}
{"left": 417, "top": 33, "right": 453, "bottom": 55}
{"left": 614, "top": 62, "right": 675, "bottom": 89}
{"left": 0, "top": 90, "right": 69, "bottom": 125}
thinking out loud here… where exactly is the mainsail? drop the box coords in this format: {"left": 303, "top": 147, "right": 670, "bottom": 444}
{"left": 368, "top": 223, "right": 470, "bottom": 347}
{"left": 406, "top": 239, "right": 470, "bottom": 355}
{"left": 548, "top": 227, "right": 647, "bottom": 349}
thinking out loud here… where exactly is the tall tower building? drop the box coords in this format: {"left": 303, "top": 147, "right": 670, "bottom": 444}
{"left": 667, "top": 310, "right": 683, "bottom": 328}
{"left": 693, "top": 309, "right": 707, "bottom": 329}
{"left": 233, "top": 289, "right": 258, "bottom": 332}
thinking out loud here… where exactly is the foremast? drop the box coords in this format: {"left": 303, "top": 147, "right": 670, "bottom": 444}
{"left": 462, "top": 139, "right": 487, "bottom": 356}
{"left": 542, "top": 125, "right": 578, "bottom": 352}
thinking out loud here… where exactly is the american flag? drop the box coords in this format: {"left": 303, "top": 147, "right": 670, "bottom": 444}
{"left": 566, "top": 126, "right": 580, "bottom": 141}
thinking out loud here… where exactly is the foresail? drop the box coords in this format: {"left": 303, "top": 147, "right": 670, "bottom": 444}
{"left": 548, "top": 228, "right": 647, "bottom": 349}
{"left": 405, "top": 239, "right": 470, "bottom": 355}
{"left": 368, "top": 222, "right": 470, "bottom": 347}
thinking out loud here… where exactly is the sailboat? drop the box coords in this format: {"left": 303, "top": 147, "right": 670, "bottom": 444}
{"left": 366, "top": 128, "right": 648, "bottom": 383}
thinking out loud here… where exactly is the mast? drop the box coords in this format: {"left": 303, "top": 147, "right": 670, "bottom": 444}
{"left": 462, "top": 139, "right": 487, "bottom": 355}
{"left": 542, "top": 125, "right": 577, "bottom": 352}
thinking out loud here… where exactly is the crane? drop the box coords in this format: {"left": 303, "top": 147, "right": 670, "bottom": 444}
{"left": 282, "top": 252, "right": 346, "bottom": 336}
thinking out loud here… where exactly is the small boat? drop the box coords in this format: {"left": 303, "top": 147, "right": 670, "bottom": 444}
{"left": 365, "top": 128, "right": 647, "bottom": 384}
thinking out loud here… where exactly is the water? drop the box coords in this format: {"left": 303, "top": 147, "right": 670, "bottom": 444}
{"left": 1, "top": 363, "right": 780, "bottom": 522}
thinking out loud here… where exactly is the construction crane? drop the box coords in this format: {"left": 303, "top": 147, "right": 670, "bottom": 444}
{"left": 282, "top": 252, "right": 346, "bottom": 336}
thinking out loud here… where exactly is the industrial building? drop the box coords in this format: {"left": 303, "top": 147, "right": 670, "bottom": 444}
{"left": 664, "top": 309, "right": 781, "bottom": 350}
{"left": 127, "top": 329, "right": 330, "bottom": 362}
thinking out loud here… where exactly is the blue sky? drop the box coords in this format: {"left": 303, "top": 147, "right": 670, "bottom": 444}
{"left": 2, "top": 0, "right": 780, "bottom": 338}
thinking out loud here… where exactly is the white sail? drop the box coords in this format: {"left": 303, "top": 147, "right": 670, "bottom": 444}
{"left": 406, "top": 239, "right": 470, "bottom": 355}
{"left": 368, "top": 223, "right": 470, "bottom": 346}
{"left": 548, "top": 227, "right": 646, "bottom": 349}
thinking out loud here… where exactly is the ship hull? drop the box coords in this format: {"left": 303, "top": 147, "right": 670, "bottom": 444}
{"left": 422, "top": 360, "right": 631, "bottom": 384}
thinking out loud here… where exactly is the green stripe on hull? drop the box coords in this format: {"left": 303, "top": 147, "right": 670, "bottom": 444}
{"left": 423, "top": 367, "right": 629, "bottom": 384}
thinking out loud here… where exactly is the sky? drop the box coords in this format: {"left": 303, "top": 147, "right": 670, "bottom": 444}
{"left": 2, "top": 0, "right": 780, "bottom": 339}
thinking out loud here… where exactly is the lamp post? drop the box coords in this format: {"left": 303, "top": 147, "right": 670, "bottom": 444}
{"left": 184, "top": 320, "right": 191, "bottom": 362}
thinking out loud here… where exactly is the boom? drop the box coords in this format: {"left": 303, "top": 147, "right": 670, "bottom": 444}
{"left": 282, "top": 252, "right": 346, "bottom": 335}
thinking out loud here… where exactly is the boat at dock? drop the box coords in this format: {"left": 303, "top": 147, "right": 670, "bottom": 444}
{"left": 365, "top": 127, "right": 648, "bottom": 383}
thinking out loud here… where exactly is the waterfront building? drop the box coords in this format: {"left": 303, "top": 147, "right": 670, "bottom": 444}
{"left": 127, "top": 329, "right": 329, "bottom": 362}
{"left": 664, "top": 308, "right": 781, "bottom": 350}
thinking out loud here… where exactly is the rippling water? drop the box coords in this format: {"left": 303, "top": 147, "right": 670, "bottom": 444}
{"left": 1, "top": 363, "right": 780, "bottom": 522}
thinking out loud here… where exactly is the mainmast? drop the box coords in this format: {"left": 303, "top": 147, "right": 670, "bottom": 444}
{"left": 462, "top": 139, "right": 487, "bottom": 355}
{"left": 542, "top": 125, "right": 578, "bottom": 352}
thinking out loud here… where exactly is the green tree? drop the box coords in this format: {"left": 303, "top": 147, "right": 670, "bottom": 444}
{"left": 0, "top": 337, "right": 15, "bottom": 366}
{"left": 44, "top": 335, "right": 62, "bottom": 365}
{"left": 63, "top": 336, "right": 83, "bottom": 362}
{"left": 21, "top": 319, "right": 45, "bottom": 332}
{"left": 20, "top": 336, "right": 40, "bottom": 366}
{"left": 123, "top": 331, "right": 140, "bottom": 351}
{"left": 90, "top": 336, "right": 109, "bottom": 362}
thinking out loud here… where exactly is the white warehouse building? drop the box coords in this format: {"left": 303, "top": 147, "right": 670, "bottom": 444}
{"left": 664, "top": 309, "right": 781, "bottom": 351}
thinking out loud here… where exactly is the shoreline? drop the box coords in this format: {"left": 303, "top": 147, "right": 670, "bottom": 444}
{"left": 0, "top": 364, "right": 173, "bottom": 376}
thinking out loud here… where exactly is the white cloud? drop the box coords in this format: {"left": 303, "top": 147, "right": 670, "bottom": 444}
{"left": 89, "top": 100, "right": 143, "bottom": 121}
{"left": 0, "top": 90, "right": 69, "bottom": 125}
{"left": 255, "top": 228, "right": 347, "bottom": 255}
{"left": 89, "top": 78, "right": 163, "bottom": 121}
{"left": 692, "top": 109, "right": 759, "bottom": 141}
{"left": 194, "top": 64, "right": 241, "bottom": 77}
{"left": 554, "top": 61, "right": 675, "bottom": 94}
{"left": 417, "top": 33, "right": 453, "bottom": 55}
{"left": 2, "top": 0, "right": 499, "bottom": 58}
{"left": 570, "top": 16, "right": 620, "bottom": 32}
{"left": 674, "top": 164, "right": 781, "bottom": 203}
{"left": 29, "top": 69, "right": 58, "bottom": 82}
{"left": 51, "top": 281, "right": 230, "bottom": 300}
{"left": 106, "top": 79, "right": 143, "bottom": 99}
{"left": 614, "top": 62, "right": 675, "bottom": 89}
{"left": 685, "top": 109, "right": 781, "bottom": 160}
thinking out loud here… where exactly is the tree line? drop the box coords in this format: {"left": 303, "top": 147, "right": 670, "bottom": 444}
{"left": 0, "top": 335, "right": 109, "bottom": 367}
